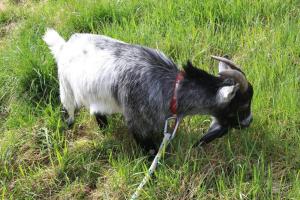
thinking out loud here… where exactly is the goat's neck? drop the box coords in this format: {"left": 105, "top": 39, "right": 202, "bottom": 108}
{"left": 176, "top": 76, "right": 222, "bottom": 116}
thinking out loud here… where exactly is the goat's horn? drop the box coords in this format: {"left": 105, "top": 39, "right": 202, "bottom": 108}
{"left": 219, "top": 70, "right": 249, "bottom": 93}
{"left": 211, "top": 55, "right": 242, "bottom": 72}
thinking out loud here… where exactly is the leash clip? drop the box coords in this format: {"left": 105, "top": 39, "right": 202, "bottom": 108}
{"left": 164, "top": 116, "right": 181, "bottom": 139}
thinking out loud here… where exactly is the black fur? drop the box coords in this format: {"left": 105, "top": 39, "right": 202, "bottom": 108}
{"left": 95, "top": 113, "right": 108, "bottom": 128}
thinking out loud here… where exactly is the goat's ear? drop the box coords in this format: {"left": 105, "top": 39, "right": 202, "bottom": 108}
{"left": 217, "top": 84, "right": 239, "bottom": 104}
{"left": 183, "top": 60, "right": 204, "bottom": 78}
{"left": 218, "top": 60, "right": 230, "bottom": 72}
{"left": 217, "top": 55, "right": 231, "bottom": 73}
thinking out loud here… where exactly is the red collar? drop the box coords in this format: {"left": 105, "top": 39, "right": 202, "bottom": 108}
{"left": 170, "top": 71, "right": 185, "bottom": 115}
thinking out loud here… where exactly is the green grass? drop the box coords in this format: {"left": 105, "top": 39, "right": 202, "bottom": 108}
{"left": 0, "top": 0, "right": 299, "bottom": 199}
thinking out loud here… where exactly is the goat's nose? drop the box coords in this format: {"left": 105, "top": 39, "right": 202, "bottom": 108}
{"left": 240, "top": 113, "right": 253, "bottom": 128}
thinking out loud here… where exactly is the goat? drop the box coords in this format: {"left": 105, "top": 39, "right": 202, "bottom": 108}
{"left": 43, "top": 28, "right": 253, "bottom": 153}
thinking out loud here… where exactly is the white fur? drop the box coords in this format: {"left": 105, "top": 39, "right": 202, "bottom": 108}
{"left": 217, "top": 85, "right": 239, "bottom": 104}
{"left": 218, "top": 61, "right": 230, "bottom": 72}
{"left": 43, "top": 29, "right": 123, "bottom": 120}
{"left": 43, "top": 28, "right": 66, "bottom": 61}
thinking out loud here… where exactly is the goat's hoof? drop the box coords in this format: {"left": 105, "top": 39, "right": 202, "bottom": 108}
{"left": 97, "top": 122, "right": 108, "bottom": 129}
{"left": 66, "top": 118, "right": 74, "bottom": 128}
{"left": 149, "top": 149, "right": 157, "bottom": 156}
{"left": 147, "top": 149, "right": 158, "bottom": 161}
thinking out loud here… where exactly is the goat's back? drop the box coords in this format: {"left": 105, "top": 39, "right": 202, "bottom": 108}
{"left": 46, "top": 31, "right": 179, "bottom": 118}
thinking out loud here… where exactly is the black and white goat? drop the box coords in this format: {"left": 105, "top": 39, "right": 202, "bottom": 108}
{"left": 43, "top": 29, "right": 253, "bottom": 153}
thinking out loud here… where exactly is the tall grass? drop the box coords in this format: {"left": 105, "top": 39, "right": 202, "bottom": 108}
{"left": 0, "top": 0, "right": 299, "bottom": 199}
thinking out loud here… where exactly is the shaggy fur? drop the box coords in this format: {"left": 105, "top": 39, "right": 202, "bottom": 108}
{"left": 43, "top": 29, "right": 253, "bottom": 152}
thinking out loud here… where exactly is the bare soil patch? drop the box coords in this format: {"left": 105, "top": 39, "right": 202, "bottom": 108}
{"left": 0, "top": 2, "right": 6, "bottom": 11}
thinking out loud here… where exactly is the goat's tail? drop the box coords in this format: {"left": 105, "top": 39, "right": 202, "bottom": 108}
{"left": 43, "top": 28, "right": 66, "bottom": 61}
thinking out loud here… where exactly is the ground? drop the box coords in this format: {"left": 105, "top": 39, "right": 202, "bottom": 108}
{"left": 0, "top": 0, "right": 299, "bottom": 199}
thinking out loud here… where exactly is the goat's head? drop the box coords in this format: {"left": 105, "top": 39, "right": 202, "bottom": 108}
{"left": 197, "top": 55, "right": 254, "bottom": 145}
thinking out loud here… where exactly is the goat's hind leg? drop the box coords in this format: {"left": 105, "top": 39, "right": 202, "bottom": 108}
{"left": 60, "top": 85, "right": 75, "bottom": 128}
{"left": 61, "top": 105, "right": 75, "bottom": 128}
{"left": 94, "top": 113, "right": 108, "bottom": 128}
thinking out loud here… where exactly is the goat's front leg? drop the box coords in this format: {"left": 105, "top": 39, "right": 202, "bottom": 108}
{"left": 131, "top": 130, "right": 159, "bottom": 156}
{"left": 193, "top": 124, "right": 229, "bottom": 147}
